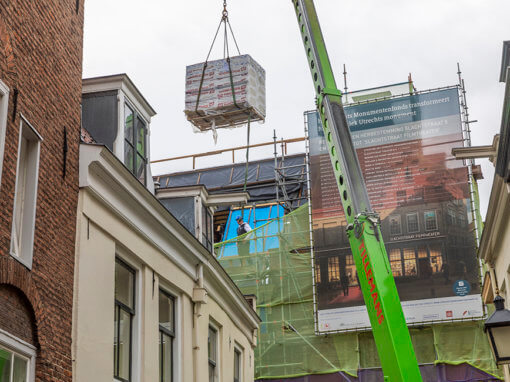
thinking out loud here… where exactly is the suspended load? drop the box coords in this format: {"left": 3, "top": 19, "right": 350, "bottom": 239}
{"left": 184, "top": 55, "right": 266, "bottom": 131}
{"left": 183, "top": 1, "right": 266, "bottom": 133}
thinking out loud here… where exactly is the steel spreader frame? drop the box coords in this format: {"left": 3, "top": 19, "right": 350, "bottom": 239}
{"left": 291, "top": 0, "right": 423, "bottom": 380}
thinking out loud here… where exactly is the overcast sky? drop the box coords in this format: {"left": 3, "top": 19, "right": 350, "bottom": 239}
{"left": 83, "top": 0, "right": 510, "bottom": 217}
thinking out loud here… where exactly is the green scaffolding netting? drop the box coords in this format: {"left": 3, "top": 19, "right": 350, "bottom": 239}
{"left": 215, "top": 204, "right": 502, "bottom": 380}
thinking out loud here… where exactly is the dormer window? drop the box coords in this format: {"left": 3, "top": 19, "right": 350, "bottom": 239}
{"left": 82, "top": 74, "right": 157, "bottom": 193}
{"left": 124, "top": 103, "right": 147, "bottom": 185}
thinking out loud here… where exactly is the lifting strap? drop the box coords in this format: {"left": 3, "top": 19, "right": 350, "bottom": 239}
{"left": 195, "top": 1, "right": 252, "bottom": 220}
{"left": 194, "top": 0, "right": 242, "bottom": 114}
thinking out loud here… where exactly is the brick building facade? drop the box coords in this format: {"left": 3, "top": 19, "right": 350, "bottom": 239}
{"left": 0, "top": 1, "right": 83, "bottom": 381}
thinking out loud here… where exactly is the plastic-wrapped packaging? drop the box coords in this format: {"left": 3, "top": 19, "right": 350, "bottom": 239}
{"left": 184, "top": 54, "right": 266, "bottom": 131}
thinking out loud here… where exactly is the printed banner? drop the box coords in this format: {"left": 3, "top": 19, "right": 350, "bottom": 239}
{"left": 308, "top": 88, "right": 483, "bottom": 333}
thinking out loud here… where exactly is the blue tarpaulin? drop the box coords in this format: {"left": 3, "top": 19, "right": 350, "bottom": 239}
{"left": 219, "top": 204, "right": 284, "bottom": 257}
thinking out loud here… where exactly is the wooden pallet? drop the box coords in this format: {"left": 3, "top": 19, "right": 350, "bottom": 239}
{"left": 185, "top": 106, "right": 265, "bottom": 131}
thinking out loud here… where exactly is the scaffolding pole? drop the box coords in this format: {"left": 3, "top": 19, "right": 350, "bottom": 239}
{"left": 457, "top": 63, "right": 481, "bottom": 247}
{"left": 273, "top": 134, "right": 309, "bottom": 213}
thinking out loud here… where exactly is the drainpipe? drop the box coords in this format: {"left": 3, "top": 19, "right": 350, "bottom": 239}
{"left": 192, "top": 263, "right": 208, "bottom": 382}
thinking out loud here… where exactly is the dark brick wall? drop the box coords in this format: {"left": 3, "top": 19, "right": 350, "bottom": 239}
{"left": 0, "top": 284, "right": 37, "bottom": 346}
{"left": 0, "top": 0, "right": 83, "bottom": 381}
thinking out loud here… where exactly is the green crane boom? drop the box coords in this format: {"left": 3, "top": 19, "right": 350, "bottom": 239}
{"left": 291, "top": 1, "right": 423, "bottom": 380}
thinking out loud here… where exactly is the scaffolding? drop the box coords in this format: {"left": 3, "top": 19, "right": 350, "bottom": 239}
{"left": 273, "top": 130, "right": 309, "bottom": 213}
{"left": 456, "top": 64, "right": 487, "bottom": 251}
{"left": 215, "top": 204, "right": 502, "bottom": 381}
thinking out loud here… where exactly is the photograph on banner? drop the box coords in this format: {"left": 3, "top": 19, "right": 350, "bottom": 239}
{"left": 307, "top": 87, "right": 483, "bottom": 333}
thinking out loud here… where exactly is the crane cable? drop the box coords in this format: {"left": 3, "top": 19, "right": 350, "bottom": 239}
{"left": 194, "top": 0, "right": 242, "bottom": 114}
{"left": 194, "top": 1, "right": 252, "bottom": 220}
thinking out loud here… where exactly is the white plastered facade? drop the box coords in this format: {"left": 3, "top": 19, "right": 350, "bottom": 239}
{"left": 72, "top": 144, "right": 259, "bottom": 382}
{"left": 479, "top": 174, "right": 510, "bottom": 381}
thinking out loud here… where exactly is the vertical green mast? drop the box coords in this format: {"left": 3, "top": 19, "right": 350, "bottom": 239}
{"left": 292, "top": 1, "right": 423, "bottom": 380}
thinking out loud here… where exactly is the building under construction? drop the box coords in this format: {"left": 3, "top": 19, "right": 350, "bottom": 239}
{"left": 153, "top": 79, "right": 502, "bottom": 381}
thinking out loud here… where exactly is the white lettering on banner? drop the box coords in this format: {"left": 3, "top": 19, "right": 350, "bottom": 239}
{"left": 345, "top": 96, "right": 451, "bottom": 120}
{"left": 390, "top": 231, "right": 441, "bottom": 241}
{"left": 350, "top": 116, "right": 459, "bottom": 149}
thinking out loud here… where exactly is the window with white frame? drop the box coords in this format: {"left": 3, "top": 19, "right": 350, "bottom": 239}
{"left": 406, "top": 212, "right": 419, "bottom": 233}
{"left": 10, "top": 117, "right": 41, "bottom": 268}
{"left": 0, "top": 346, "right": 29, "bottom": 382}
{"left": 159, "top": 290, "right": 175, "bottom": 382}
{"left": 389, "top": 215, "right": 402, "bottom": 236}
{"left": 0, "top": 330, "right": 36, "bottom": 382}
{"left": 123, "top": 103, "right": 147, "bottom": 185}
{"left": 234, "top": 346, "right": 242, "bottom": 382}
{"left": 424, "top": 211, "right": 437, "bottom": 231}
{"left": 114, "top": 258, "right": 136, "bottom": 382}
{"left": 0, "top": 79, "right": 9, "bottom": 188}
{"left": 208, "top": 325, "right": 218, "bottom": 382}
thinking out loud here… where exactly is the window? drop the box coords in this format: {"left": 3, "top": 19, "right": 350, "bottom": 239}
{"left": 405, "top": 166, "right": 412, "bottom": 181}
{"left": 10, "top": 117, "right": 42, "bottom": 268}
{"left": 0, "top": 330, "right": 35, "bottom": 382}
{"left": 416, "top": 247, "right": 427, "bottom": 258}
{"left": 389, "top": 215, "right": 402, "bottom": 235}
{"left": 345, "top": 255, "right": 357, "bottom": 286}
{"left": 234, "top": 347, "right": 242, "bottom": 382}
{"left": 406, "top": 213, "right": 419, "bottom": 233}
{"left": 389, "top": 249, "right": 403, "bottom": 277}
{"left": 202, "top": 205, "right": 213, "bottom": 252}
{"left": 208, "top": 326, "right": 218, "bottom": 382}
{"left": 0, "top": 346, "right": 29, "bottom": 382}
{"left": 159, "top": 290, "right": 175, "bottom": 382}
{"left": 429, "top": 245, "right": 443, "bottom": 274}
{"left": 0, "top": 79, "right": 9, "bottom": 188}
{"left": 114, "top": 259, "right": 135, "bottom": 381}
{"left": 403, "top": 248, "right": 417, "bottom": 276}
{"left": 328, "top": 257, "right": 340, "bottom": 282}
{"left": 124, "top": 103, "right": 147, "bottom": 185}
{"left": 396, "top": 190, "right": 406, "bottom": 205}
{"left": 424, "top": 211, "right": 437, "bottom": 231}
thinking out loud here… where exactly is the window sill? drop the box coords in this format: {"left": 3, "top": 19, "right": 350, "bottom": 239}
{"left": 9, "top": 251, "right": 33, "bottom": 270}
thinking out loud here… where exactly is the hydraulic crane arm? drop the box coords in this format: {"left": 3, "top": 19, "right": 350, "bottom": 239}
{"left": 291, "top": 1, "right": 423, "bottom": 380}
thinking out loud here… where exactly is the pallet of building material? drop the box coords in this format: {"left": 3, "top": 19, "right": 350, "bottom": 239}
{"left": 184, "top": 54, "right": 266, "bottom": 131}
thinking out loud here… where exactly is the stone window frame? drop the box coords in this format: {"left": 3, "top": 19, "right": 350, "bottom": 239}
{"left": 233, "top": 343, "right": 243, "bottom": 382}
{"left": 114, "top": 257, "right": 137, "bottom": 382}
{"left": 208, "top": 322, "right": 220, "bottom": 382}
{"left": 0, "top": 79, "right": 9, "bottom": 188}
{"left": 10, "top": 115, "right": 42, "bottom": 269}
{"left": 0, "top": 328, "right": 36, "bottom": 382}
{"left": 158, "top": 288, "right": 176, "bottom": 382}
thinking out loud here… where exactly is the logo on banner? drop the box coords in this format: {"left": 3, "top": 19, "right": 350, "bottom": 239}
{"left": 453, "top": 280, "right": 471, "bottom": 296}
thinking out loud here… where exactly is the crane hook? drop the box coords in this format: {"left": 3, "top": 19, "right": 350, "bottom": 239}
{"left": 222, "top": 0, "right": 228, "bottom": 20}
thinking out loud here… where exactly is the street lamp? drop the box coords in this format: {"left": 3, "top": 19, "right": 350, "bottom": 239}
{"left": 484, "top": 295, "right": 510, "bottom": 364}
